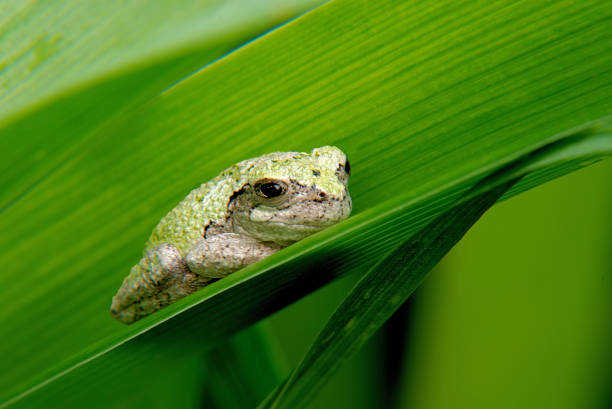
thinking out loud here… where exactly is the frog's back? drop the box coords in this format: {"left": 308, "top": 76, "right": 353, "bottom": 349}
{"left": 145, "top": 165, "right": 245, "bottom": 255}
{"left": 143, "top": 150, "right": 313, "bottom": 255}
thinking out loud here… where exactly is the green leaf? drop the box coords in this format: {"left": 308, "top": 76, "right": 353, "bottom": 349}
{"left": 257, "top": 122, "right": 611, "bottom": 409}
{"left": 0, "top": 0, "right": 323, "bottom": 211}
{"left": 259, "top": 186, "right": 516, "bottom": 409}
{"left": 0, "top": 0, "right": 317, "bottom": 117}
{"left": 2, "top": 0, "right": 611, "bottom": 407}
{"left": 396, "top": 158, "right": 612, "bottom": 409}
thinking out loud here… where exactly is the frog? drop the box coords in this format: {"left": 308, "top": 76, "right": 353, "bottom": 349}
{"left": 110, "top": 146, "right": 352, "bottom": 324}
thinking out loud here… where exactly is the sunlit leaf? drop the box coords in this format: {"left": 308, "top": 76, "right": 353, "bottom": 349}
{"left": 1, "top": 0, "right": 610, "bottom": 407}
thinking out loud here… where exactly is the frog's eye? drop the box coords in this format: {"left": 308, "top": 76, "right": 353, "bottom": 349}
{"left": 260, "top": 183, "right": 283, "bottom": 198}
{"left": 254, "top": 179, "right": 287, "bottom": 199}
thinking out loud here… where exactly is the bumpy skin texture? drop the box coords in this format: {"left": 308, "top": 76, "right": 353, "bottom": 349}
{"left": 110, "top": 146, "right": 352, "bottom": 324}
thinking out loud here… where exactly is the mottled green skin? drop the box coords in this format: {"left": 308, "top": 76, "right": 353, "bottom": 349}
{"left": 111, "top": 146, "right": 351, "bottom": 324}
{"left": 146, "top": 147, "right": 347, "bottom": 254}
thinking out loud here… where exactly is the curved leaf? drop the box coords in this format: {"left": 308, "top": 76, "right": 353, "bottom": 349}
{"left": 1, "top": 0, "right": 611, "bottom": 407}
{"left": 258, "top": 122, "right": 611, "bottom": 409}
{"left": 0, "top": 0, "right": 324, "bottom": 211}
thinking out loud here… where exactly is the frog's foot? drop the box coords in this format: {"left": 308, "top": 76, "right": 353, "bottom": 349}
{"left": 110, "top": 243, "right": 211, "bottom": 324}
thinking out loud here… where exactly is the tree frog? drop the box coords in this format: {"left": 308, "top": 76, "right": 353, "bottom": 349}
{"left": 110, "top": 146, "right": 352, "bottom": 324}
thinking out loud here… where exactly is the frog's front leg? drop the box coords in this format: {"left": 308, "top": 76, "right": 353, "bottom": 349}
{"left": 185, "top": 233, "right": 283, "bottom": 278}
{"left": 110, "top": 243, "right": 211, "bottom": 324}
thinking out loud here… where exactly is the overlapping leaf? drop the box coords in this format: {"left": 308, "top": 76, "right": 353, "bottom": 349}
{"left": 1, "top": 0, "right": 611, "bottom": 407}
{"left": 258, "top": 121, "right": 612, "bottom": 409}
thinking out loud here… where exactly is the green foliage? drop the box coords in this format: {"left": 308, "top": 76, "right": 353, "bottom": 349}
{"left": 258, "top": 126, "right": 611, "bottom": 409}
{"left": 0, "top": 0, "right": 323, "bottom": 211}
{"left": 1, "top": 0, "right": 610, "bottom": 408}
{"left": 397, "top": 160, "right": 612, "bottom": 409}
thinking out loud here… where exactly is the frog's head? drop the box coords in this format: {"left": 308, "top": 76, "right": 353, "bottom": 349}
{"left": 232, "top": 146, "right": 352, "bottom": 245}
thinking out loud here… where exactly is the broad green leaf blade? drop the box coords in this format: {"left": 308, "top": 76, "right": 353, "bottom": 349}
{"left": 0, "top": 0, "right": 323, "bottom": 121}
{"left": 0, "top": 0, "right": 324, "bottom": 211}
{"left": 2, "top": 0, "right": 611, "bottom": 407}
{"left": 258, "top": 123, "right": 611, "bottom": 409}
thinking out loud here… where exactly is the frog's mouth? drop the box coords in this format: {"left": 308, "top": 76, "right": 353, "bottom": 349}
{"left": 238, "top": 192, "right": 352, "bottom": 245}
{"left": 253, "top": 194, "right": 351, "bottom": 224}
{"left": 266, "top": 221, "right": 328, "bottom": 231}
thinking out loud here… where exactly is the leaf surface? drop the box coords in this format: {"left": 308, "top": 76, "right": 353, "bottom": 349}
{"left": 257, "top": 122, "right": 611, "bottom": 409}
{"left": 1, "top": 0, "right": 611, "bottom": 407}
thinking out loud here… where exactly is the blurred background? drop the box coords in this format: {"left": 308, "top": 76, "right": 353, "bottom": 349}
{"left": 261, "top": 158, "right": 612, "bottom": 409}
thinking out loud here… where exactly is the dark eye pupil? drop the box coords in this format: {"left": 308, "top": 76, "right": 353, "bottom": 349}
{"left": 260, "top": 183, "right": 283, "bottom": 198}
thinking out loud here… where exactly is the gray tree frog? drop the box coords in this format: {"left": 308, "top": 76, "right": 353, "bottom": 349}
{"left": 110, "top": 146, "right": 352, "bottom": 324}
